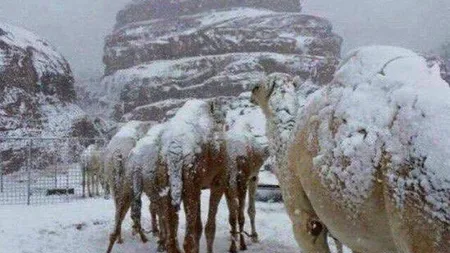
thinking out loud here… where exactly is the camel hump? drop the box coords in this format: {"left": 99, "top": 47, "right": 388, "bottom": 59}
{"left": 303, "top": 46, "right": 450, "bottom": 222}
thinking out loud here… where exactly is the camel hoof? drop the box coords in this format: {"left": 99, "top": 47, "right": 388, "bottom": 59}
{"left": 240, "top": 244, "right": 247, "bottom": 251}
{"left": 141, "top": 235, "right": 148, "bottom": 243}
{"left": 117, "top": 238, "right": 123, "bottom": 244}
{"left": 251, "top": 234, "right": 259, "bottom": 243}
{"left": 157, "top": 245, "right": 166, "bottom": 252}
{"left": 229, "top": 246, "right": 237, "bottom": 253}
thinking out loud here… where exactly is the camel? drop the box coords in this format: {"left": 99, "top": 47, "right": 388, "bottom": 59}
{"left": 252, "top": 46, "right": 450, "bottom": 253}
{"left": 80, "top": 143, "right": 103, "bottom": 197}
{"left": 250, "top": 73, "right": 334, "bottom": 253}
{"left": 127, "top": 123, "right": 167, "bottom": 252}
{"left": 103, "top": 120, "right": 153, "bottom": 253}
{"left": 157, "top": 99, "right": 232, "bottom": 253}
{"left": 130, "top": 96, "right": 267, "bottom": 253}
{"left": 225, "top": 135, "right": 268, "bottom": 251}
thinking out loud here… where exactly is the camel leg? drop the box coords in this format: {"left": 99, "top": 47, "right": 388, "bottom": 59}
{"left": 156, "top": 199, "right": 167, "bottom": 252}
{"left": 103, "top": 182, "right": 110, "bottom": 199}
{"left": 183, "top": 180, "right": 201, "bottom": 253}
{"left": 87, "top": 172, "right": 92, "bottom": 197}
{"left": 91, "top": 174, "right": 96, "bottom": 196}
{"left": 196, "top": 199, "right": 202, "bottom": 246}
{"left": 95, "top": 173, "right": 100, "bottom": 196}
{"left": 205, "top": 184, "right": 224, "bottom": 253}
{"left": 226, "top": 187, "right": 239, "bottom": 253}
{"left": 130, "top": 192, "right": 148, "bottom": 243}
{"left": 149, "top": 192, "right": 167, "bottom": 252}
{"left": 150, "top": 201, "right": 159, "bottom": 236}
{"left": 164, "top": 196, "right": 182, "bottom": 253}
{"left": 238, "top": 179, "right": 248, "bottom": 251}
{"left": 130, "top": 168, "right": 148, "bottom": 243}
{"left": 247, "top": 176, "right": 259, "bottom": 243}
{"left": 106, "top": 195, "right": 130, "bottom": 253}
{"left": 156, "top": 163, "right": 181, "bottom": 253}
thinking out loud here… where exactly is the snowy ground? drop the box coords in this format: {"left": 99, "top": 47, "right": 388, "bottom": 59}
{"left": 0, "top": 191, "right": 348, "bottom": 253}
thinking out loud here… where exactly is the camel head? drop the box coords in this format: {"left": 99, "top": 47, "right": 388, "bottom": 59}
{"left": 250, "top": 73, "right": 302, "bottom": 119}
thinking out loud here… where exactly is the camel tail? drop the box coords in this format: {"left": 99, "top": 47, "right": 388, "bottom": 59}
{"left": 131, "top": 166, "right": 143, "bottom": 233}
{"left": 166, "top": 142, "right": 184, "bottom": 211}
{"left": 111, "top": 151, "right": 125, "bottom": 195}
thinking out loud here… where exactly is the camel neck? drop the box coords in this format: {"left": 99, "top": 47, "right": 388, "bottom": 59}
{"left": 266, "top": 108, "right": 297, "bottom": 157}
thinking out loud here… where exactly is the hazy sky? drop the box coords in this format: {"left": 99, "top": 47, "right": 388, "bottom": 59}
{"left": 302, "top": 0, "right": 450, "bottom": 53}
{"left": 1, "top": 0, "right": 449, "bottom": 80}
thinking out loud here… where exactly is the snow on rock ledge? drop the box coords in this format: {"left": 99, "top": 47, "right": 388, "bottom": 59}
{"left": 101, "top": 1, "right": 342, "bottom": 121}
{"left": 0, "top": 22, "right": 97, "bottom": 173}
{"left": 299, "top": 45, "right": 450, "bottom": 222}
{"left": 0, "top": 22, "right": 74, "bottom": 101}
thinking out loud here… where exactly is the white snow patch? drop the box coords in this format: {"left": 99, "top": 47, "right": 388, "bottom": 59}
{"left": 1, "top": 193, "right": 350, "bottom": 253}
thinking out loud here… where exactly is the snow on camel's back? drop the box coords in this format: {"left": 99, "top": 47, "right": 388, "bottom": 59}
{"left": 104, "top": 120, "right": 153, "bottom": 253}
{"left": 251, "top": 46, "right": 450, "bottom": 253}
{"left": 158, "top": 99, "right": 230, "bottom": 253}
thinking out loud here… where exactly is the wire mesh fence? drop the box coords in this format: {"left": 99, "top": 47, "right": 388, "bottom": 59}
{"left": 0, "top": 137, "right": 107, "bottom": 205}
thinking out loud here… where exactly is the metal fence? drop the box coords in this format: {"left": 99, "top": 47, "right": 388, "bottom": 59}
{"left": 0, "top": 137, "right": 106, "bottom": 205}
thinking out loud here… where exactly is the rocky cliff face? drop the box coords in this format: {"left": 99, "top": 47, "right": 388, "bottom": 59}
{"left": 0, "top": 22, "right": 101, "bottom": 173}
{"left": 101, "top": 0, "right": 342, "bottom": 121}
{"left": 115, "top": 0, "right": 302, "bottom": 27}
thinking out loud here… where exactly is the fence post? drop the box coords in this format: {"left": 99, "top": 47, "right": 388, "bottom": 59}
{"left": 54, "top": 156, "right": 58, "bottom": 189}
{"left": 81, "top": 162, "right": 86, "bottom": 198}
{"left": 65, "top": 139, "right": 70, "bottom": 202}
{"left": 0, "top": 153, "right": 3, "bottom": 193}
{"left": 27, "top": 139, "right": 32, "bottom": 205}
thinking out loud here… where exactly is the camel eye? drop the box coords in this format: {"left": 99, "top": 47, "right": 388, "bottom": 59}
{"left": 252, "top": 86, "right": 260, "bottom": 92}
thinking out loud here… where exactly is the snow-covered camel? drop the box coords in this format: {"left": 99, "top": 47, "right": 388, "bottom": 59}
{"left": 254, "top": 46, "right": 450, "bottom": 253}
{"left": 159, "top": 99, "right": 230, "bottom": 253}
{"left": 223, "top": 95, "right": 269, "bottom": 251}
{"left": 104, "top": 120, "right": 153, "bottom": 253}
{"left": 250, "top": 73, "right": 332, "bottom": 252}
{"left": 126, "top": 123, "right": 167, "bottom": 251}
{"left": 80, "top": 143, "right": 103, "bottom": 197}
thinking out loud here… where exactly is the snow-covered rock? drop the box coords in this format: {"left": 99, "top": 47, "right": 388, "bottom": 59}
{"left": 0, "top": 22, "right": 98, "bottom": 173}
{"left": 100, "top": 0, "right": 342, "bottom": 121}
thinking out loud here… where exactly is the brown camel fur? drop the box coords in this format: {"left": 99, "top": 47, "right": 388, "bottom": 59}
{"left": 251, "top": 73, "right": 335, "bottom": 253}
{"left": 253, "top": 46, "right": 450, "bottom": 253}
{"left": 103, "top": 121, "right": 153, "bottom": 253}
{"left": 227, "top": 144, "right": 268, "bottom": 251}
{"left": 156, "top": 99, "right": 235, "bottom": 253}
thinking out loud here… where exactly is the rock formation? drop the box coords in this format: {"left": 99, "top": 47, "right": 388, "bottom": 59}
{"left": 0, "top": 22, "right": 100, "bottom": 173}
{"left": 100, "top": 0, "right": 342, "bottom": 121}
